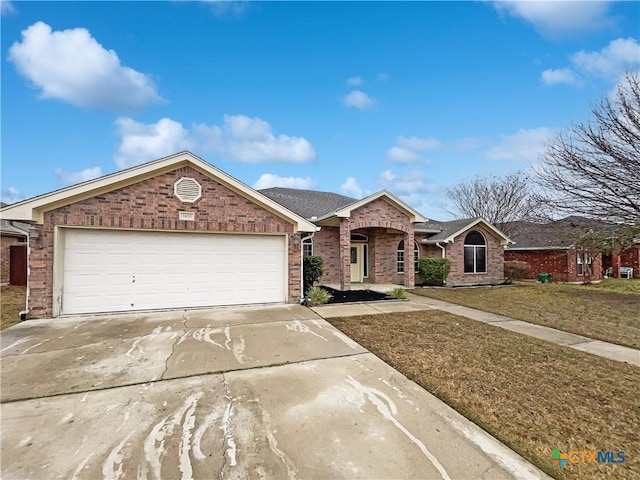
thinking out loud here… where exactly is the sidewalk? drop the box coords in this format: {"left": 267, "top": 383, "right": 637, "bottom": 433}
{"left": 312, "top": 293, "right": 640, "bottom": 367}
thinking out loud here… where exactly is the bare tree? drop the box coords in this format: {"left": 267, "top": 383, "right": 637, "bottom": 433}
{"left": 536, "top": 71, "right": 640, "bottom": 225}
{"left": 446, "top": 172, "right": 544, "bottom": 235}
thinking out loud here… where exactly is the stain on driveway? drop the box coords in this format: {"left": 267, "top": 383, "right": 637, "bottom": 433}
{"left": 1, "top": 304, "right": 549, "bottom": 479}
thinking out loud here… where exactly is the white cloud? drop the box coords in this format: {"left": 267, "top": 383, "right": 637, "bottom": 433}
{"left": 202, "top": 0, "right": 248, "bottom": 17}
{"left": 541, "top": 38, "right": 639, "bottom": 87}
{"left": 571, "top": 37, "right": 640, "bottom": 78}
{"left": 0, "top": 186, "right": 24, "bottom": 205}
{"left": 485, "top": 127, "right": 555, "bottom": 164}
{"left": 54, "top": 166, "right": 103, "bottom": 186}
{"left": 397, "top": 136, "right": 441, "bottom": 151}
{"left": 541, "top": 68, "right": 580, "bottom": 86}
{"left": 386, "top": 135, "right": 441, "bottom": 163}
{"left": 386, "top": 146, "right": 420, "bottom": 163}
{"left": 346, "top": 76, "right": 363, "bottom": 86}
{"left": 1, "top": 0, "right": 15, "bottom": 15}
{"left": 343, "top": 90, "right": 375, "bottom": 110}
{"left": 378, "top": 169, "right": 439, "bottom": 212}
{"left": 341, "top": 176, "right": 365, "bottom": 198}
{"left": 253, "top": 174, "right": 315, "bottom": 190}
{"left": 114, "top": 117, "right": 193, "bottom": 169}
{"left": 114, "top": 114, "right": 316, "bottom": 169}
{"left": 8, "top": 22, "right": 163, "bottom": 110}
{"left": 494, "top": 1, "right": 613, "bottom": 37}
{"left": 194, "top": 114, "right": 316, "bottom": 163}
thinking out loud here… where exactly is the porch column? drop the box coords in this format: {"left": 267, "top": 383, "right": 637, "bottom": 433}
{"left": 612, "top": 251, "right": 621, "bottom": 278}
{"left": 404, "top": 229, "right": 415, "bottom": 288}
{"left": 339, "top": 219, "right": 351, "bottom": 291}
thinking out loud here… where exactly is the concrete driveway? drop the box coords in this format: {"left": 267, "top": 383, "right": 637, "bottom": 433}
{"left": 1, "top": 304, "right": 548, "bottom": 480}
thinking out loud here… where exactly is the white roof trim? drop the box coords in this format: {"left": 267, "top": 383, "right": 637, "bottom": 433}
{"left": 0, "top": 151, "right": 316, "bottom": 233}
{"left": 421, "top": 218, "right": 513, "bottom": 245}
{"left": 317, "top": 190, "right": 427, "bottom": 223}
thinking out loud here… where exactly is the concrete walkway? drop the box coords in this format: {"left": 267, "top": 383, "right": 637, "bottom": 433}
{"left": 312, "top": 293, "right": 640, "bottom": 368}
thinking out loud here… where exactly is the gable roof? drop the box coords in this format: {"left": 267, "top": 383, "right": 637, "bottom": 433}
{"left": 0, "top": 151, "right": 317, "bottom": 233}
{"left": 318, "top": 190, "right": 427, "bottom": 223}
{"left": 505, "top": 216, "right": 625, "bottom": 250}
{"left": 418, "top": 217, "right": 513, "bottom": 245}
{"left": 259, "top": 187, "right": 356, "bottom": 220}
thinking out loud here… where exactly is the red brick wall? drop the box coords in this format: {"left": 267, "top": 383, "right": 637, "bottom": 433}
{"left": 1, "top": 235, "right": 26, "bottom": 284}
{"left": 313, "top": 226, "right": 340, "bottom": 283}
{"left": 28, "top": 166, "right": 302, "bottom": 318}
{"left": 504, "top": 247, "right": 603, "bottom": 282}
{"left": 620, "top": 246, "right": 640, "bottom": 278}
{"left": 445, "top": 225, "right": 505, "bottom": 286}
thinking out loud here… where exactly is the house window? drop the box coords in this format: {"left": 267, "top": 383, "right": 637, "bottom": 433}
{"left": 397, "top": 240, "right": 419, "bottom": 273}
{"left": 302, "top": 237, "right": 313, "bottom": 257}
{"left": 463, "top": 231, "right": 487, "bottom": 273}
{"left": 577, "top": 254, "right": 592, "bottom": 276}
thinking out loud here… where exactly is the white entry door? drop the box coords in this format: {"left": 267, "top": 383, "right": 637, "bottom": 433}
{"left": 350, "top": 244, "right": 363, "bottom": 282}
{"left": 61, "top": 229, "right": 286, "bottom": 315}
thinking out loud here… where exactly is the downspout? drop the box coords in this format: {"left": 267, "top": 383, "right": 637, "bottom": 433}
{"left": 435, "top": 242, "right": 446, "bottom": 258}
{"left": 12, "top": 221, "right": 30, "bottom": 321}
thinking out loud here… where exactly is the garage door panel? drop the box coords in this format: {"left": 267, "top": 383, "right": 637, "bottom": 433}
{"left": 62, "top": 230, "right": 286, "bottom": 315}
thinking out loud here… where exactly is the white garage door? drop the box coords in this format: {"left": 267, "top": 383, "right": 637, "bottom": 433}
{"left": 61, "top": 229, "right": 286, "bottom": 315}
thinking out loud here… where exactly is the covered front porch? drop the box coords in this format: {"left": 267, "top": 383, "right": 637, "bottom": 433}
{"left": 310, "top": 191, "right": 426, "bottom": 291}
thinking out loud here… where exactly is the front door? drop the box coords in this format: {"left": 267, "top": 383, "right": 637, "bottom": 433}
{"left": 350, "top": 245, "right": 363, "bottom": 282}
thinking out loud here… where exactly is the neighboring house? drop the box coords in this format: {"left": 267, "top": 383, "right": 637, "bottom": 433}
{"left": 504, "top": 217, "right": 604, "bottom": 282}
{"left": 1, "top": 151, "right": 510, "bottom": 319}
{"left": 0, "top": 212, "right": 29, "bottom": 285}
{"left": 602, "top": 242, "right": 640, "bottom": 279}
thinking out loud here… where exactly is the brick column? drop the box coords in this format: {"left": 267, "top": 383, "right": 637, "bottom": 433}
{"left": 404, "top": 230, "right": 415, "bottom": 288}
{"left": 339, "top": 219, "right": 351, "bottom": 291}
{"left": 612, "top": 251, "right": 621, "bottom": 278}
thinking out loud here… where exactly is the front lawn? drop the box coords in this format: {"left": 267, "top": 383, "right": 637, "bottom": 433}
{"left": 328, "top": 311, "right": 640, "bottom": 480}
{"left": 1, "top": 285, "right": 25, "bottom": 330}
{"left": 409, "top": 279, "right": 640, "bottom": 349}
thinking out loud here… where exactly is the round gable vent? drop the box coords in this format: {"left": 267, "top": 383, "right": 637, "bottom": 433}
{"left": 174, "top": 177, "right": 202, "bottom": 203}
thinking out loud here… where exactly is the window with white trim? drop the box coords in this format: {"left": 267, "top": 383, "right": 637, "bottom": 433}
{"left": 463, "top": 231, "right": 487, "bottom": 273}
{"left": 577, "top": 254, "right": 592, "bottom": 276}
{"left": 397, "top": 240, "right": 419, "bottom": 273}
{"left": 302, "top": 237, "right": 313, "bottom": 257}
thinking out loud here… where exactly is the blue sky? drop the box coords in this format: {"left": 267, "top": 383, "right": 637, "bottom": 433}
{"left": 1, "top": 1, "right": 639, "bottom": 220}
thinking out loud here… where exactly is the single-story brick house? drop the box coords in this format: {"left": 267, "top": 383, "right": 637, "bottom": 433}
{"left": 504, "top": 218, "right": 604, "bottom": 282}
{"left": 0, "top": 151, "right": 511, "bottom": 318}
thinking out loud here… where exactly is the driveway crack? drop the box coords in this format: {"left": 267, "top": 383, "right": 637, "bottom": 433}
{"left": 218, "top": 372, "right": 236, "bottom": 480}
{"left": 159, "top": 313, "right": 189, "bottom": 381}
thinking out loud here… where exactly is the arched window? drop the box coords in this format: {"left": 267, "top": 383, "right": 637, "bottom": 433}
{"left": 464, "top": 231, "right": 487, "bottom": 273}
{"left": 302, "top": 237, "right": 313, "bottom": 257}
{"left": 397, "top": 240, "right": 419, "bottom": 273}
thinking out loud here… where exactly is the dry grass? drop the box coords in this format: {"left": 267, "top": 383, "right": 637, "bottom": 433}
{"left": 1, "top": 285, "right": 26, "bottom": 330}
{"left": 410, "top": 280, "right": 640, "bottom": 349}
{"left": 328, "top": 311, "right": 640, "bottom": 480}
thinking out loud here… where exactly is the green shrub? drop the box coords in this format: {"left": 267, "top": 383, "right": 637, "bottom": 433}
{"left": 303, "top": 256, "right": 324, "bottom": 294}
{"left": 388, "top": 287, "right": 407, "bottom": 299}
{"left": 417, "top": 257, "right": 451, "bottom": 286}
{"left": 504, "top": 261, "right": 531, "bottom": 280}
{"left": 307, "top": 286, "right": 332, "bottom": 306}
